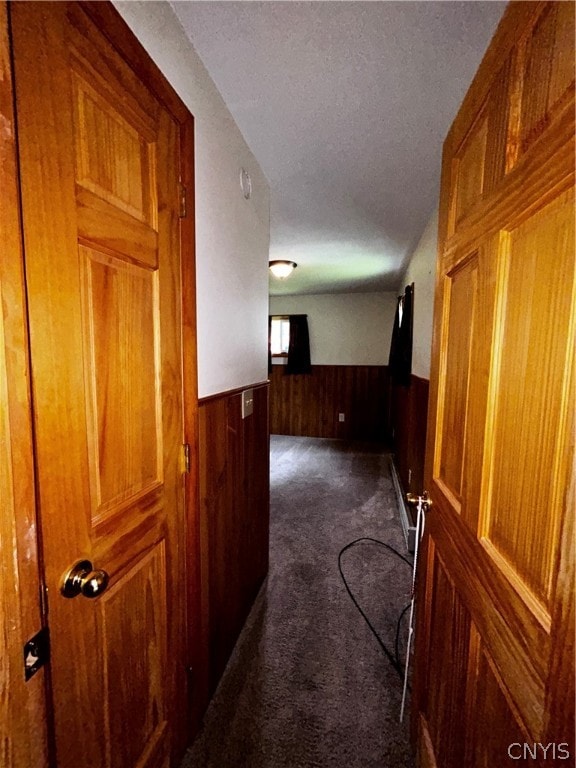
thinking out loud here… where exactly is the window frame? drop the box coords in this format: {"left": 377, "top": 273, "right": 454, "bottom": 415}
{"left": 270, "top": 315, "right": 290, "bottom": 357}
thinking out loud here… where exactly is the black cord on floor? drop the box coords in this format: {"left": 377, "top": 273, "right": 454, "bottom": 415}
{"left": 338, "top": 537, "right": 413, "bottom": 684}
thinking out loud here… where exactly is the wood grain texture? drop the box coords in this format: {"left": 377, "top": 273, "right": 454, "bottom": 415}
{"left": 481, "top": 189, "right": 574, "bottom": 611}
{"left": 100, "top": 544, "right": 167, "bottom": 768}
{"left": 10, "top": 3, "right": 193, "bottom": 765}
{"left": 73, "top": 70, "right": 158, "bottom": 225}
{"left": 198, "top": 384, "right": 270, "bottom": 694}
{"left": 76, "top": 186, "right": 159, "bottom": 268}
{"left": 0, "top": 3, "right": 49, "bottom": 764}
{"left": 424, "top": 554, "right": 471, "bottom": 767}
{"left": 465, "top": 627, "right": 530, "bottom": 767}
{"left": 417, "top": 716, "right": 438, "bottom": 768}
{"left": 415, "top": 2, "right": 575, "bottom": 764}
{"left": 78, "top": 1, "right": 193, "bottom": 125}
{"left": 269, "top": 364, "right": 389, "bottom": 441}
{"left": 436, "top": 256, "right": 477, "bottom": 504}
{"left": 80, "top": 245, "right": 162, "bottom": 520}
{"left": 544, "top": 420, "right": 574, "bottom": 750}
{"left": 453, "top": 113, "right": 487, "bottom": 226}
{"left": 390, "top": 375, "right": 429, "bottom": 496}
{"left": 517, "top": 2, "right": 575, "bottom": 157}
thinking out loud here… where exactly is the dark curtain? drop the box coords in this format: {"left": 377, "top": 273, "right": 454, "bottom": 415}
{"left": 268, "top": 315, "right": 272, "bottom": 374}
{"left": 286, "top": 314, "right": 312, "bottom": 374}
{"left": 388, "top": 284, "right": 413, "bottom": 387}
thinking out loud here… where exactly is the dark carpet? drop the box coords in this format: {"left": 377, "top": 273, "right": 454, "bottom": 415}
{"left": 181, "top": 436, "right": 416, "bottom": 768}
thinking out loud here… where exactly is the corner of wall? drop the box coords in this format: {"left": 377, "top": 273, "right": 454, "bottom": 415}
{"left": 400, "top": 206, "right": 439, "bottom": 381}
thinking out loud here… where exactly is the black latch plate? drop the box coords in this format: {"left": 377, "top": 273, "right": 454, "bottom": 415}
{"left": 24, "top": 627, "right": 50, "bottom": 681}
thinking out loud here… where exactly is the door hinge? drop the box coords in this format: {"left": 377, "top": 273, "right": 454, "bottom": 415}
{"left": 179, "top": 183, "right": 187, "bottom": 219}
{"left": 24, "top": 627, "right": 50, "bottom": 681}
{"left": 183, "top": 443, "right": 191, "bottom": 474}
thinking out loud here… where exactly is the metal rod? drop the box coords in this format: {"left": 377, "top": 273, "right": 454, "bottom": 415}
{"left": 400, "top": 497, "right": 426, "bottom": 723}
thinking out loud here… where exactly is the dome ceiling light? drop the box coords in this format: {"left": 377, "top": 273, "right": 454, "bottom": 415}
{"left": 269, "top": 260, "right": 297, "bottom": 279}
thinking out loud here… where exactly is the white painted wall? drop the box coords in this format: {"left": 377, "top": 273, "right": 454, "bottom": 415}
{"left": 113, "top": 1, "right": 270, "bottom": 398}
{"left": 269, "top": 292, "right": 397, "bottom": 366}
{"left": 400, "top": 208, "right": 438, "bottom": 379}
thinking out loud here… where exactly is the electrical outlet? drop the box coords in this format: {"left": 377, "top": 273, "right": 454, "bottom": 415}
{"left": 338, "top": 413, "right": 345, "bottom": 422}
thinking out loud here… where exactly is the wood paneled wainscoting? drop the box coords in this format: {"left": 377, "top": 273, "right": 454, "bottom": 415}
{"left": 269, "top": 364, "right": 389, "bottom": 441}
{"left": 199, "top": 382, "right": 270, "bottom": 694}
{"left": 389, "top": 375, "right": 430, "bottom": 495}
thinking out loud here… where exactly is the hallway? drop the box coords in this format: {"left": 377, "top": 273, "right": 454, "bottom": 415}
{"left": 182, "top": 436, "right": 415, "bottom": 768}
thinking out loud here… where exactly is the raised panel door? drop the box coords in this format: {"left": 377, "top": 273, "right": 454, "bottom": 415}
{"left": 10, "top": 3, "right": 191, "bottom": 766}
{"left": 414, "top": 3, "right": 575, "bottom": 765}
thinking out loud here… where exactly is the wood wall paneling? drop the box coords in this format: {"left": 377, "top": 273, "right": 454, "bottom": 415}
{"left": 390, "top": 375, "right": 430, "bottom": 496}
{"left": 199, "top": 384, "right": 270, "bottom": 693}
{"left": 270, "top": 364, "right": 428, "bottom": 501}
{"left": 269, "top": 364, "right": 389, "bottom": 441}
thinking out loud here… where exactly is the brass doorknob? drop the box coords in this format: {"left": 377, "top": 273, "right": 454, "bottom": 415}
{"left": 406, "top": 491, "right": 433, "bottom": 509}
{"left": 61, "top": 559, "right": 110, "bottom": 599}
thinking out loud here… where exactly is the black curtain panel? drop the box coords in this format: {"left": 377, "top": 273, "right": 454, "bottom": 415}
{"left": 388, "top": 284, "right": 413, "bottom": 387}
{"left": 389, "top": 296, "right": 402, "bottom": 375}
{"left": 268, "top": 315, "right": 273, "bottom": 374}
{"left": 286, "top": 314, "right": 312, "bottom": 374}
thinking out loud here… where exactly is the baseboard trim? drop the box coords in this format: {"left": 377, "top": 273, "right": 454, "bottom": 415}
{"left": 390, "top": 456, "right": 415, "bottom": 553}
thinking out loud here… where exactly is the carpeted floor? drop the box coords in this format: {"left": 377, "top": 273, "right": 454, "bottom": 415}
{"left": 181, "top": 436, "right": 416, "bottom": 768}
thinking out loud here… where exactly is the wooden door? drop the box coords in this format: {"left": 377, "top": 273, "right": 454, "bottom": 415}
{"left": 10, "top": 3, "right": 195, "bottom": 766}
{"left": 414, "top": 3, "right": 575, "bottom": 766}
{"left": 0, "top": 2, "right": 50, "bottom": 764}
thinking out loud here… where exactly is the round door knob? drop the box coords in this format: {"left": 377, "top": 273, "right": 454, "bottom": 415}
{"left": 61, "top": 559, "right": 110, "bottom": 599}
{"left": 406, "top": 491, "right": 433, "bottom": 509}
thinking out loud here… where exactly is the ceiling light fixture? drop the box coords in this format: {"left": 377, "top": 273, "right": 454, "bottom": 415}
{"left": 269, "top": 260, "right": 297, "bottom": 279}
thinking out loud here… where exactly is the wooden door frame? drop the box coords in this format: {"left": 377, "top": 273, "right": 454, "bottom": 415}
{"left": 1, "top": 1, "right": 50, "bottom": 763}
{"left": 2, "top": 0, "right": 202, "bottom": 760}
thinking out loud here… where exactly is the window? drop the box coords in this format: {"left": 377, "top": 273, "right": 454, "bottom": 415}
{"left": 270, "top": 316, "right": 290, "bottom": 356}
{"left": 269, "top": 314, "right": 312, "bottom": 374}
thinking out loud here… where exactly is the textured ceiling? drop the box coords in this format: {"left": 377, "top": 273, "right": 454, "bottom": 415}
{"left": 171, "top": 1, "right": 506, "bottom": 296}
